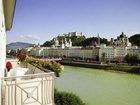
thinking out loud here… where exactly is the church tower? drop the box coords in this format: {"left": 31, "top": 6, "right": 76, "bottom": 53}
{"left": 97, "top": 33, "right": 100, "bottom": 46}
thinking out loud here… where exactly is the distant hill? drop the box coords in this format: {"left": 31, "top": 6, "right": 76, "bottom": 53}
{"left": 6, "top": 42, "right": 34, "bottom": 50}
{"left": 129, "top": 34, "right": 140, "bottom": 47}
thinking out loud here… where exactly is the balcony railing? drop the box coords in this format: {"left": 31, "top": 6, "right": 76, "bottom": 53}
{"left": 1, "top": 72, "right": 55, "bottom": 105}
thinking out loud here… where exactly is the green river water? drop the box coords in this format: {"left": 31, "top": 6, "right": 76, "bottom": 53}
{"left": 55, "top": 66, "right": 140, "bottom": 105}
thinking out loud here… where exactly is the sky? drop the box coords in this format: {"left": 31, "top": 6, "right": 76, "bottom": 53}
{"left": 7, "top": 0, "right": 140, "bottom": 44}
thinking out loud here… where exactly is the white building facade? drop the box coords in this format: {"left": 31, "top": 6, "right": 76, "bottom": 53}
{"left": 127, "top": 46, "right": 140, "bottom": 55}
{"left": 99, "top": 44, "right": 115, "bottom": 61}
{"left": 28, "top": 47, "right": 99, "bottom": 60}
{"left": 99, "top": 44, "right": 137, "bottom": 62}
{"left": 0, "top": 0, "right": 6, "bottom": 80}
{"left": 0, "top": 0, "right": 16, "bottom": 104}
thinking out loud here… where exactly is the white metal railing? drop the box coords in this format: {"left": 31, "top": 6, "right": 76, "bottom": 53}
{"left": 1, "top": 72, "right": 55, "bottom": 105}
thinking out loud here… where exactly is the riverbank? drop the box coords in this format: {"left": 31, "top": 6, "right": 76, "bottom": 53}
{"left": 59, "top": 60, "right": 140, "bottom": 74}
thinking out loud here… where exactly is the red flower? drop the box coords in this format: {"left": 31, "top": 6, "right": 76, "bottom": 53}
{"left": 6, "top": 62, "right": 13, "bottom": 71}
{"left": 18, "top": 54, "right": 27, "bottom": 62}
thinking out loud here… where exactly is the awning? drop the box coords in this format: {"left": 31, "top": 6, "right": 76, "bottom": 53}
{"left": 3, "top": 0, "right": 16, "bottom": 31}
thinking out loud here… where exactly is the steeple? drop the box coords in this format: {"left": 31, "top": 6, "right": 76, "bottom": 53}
{"left": 61, "top": 39, "right": 65, "bottom": 49}
{"left": 97, "top": 33, "right": 100, "bottom": 46}
{"left": 69, "top": 38, "right": 72, "bottom": 47}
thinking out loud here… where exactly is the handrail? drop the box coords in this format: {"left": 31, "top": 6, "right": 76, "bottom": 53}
{"left": 1, "top": 72, "right": 55, "bottom": 80}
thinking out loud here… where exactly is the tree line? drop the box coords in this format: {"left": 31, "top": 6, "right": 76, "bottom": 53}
{"left": 42, "top": 34, "right": 108, "bottom": 47}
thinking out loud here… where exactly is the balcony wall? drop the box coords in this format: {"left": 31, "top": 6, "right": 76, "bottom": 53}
{"left": 2, "top": 59, "right": 55, "bottom": 105}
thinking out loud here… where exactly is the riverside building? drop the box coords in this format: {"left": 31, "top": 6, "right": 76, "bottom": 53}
{"left": 22, "top": 32, "right": 140, "bottom": 63}
{"left": 99, "top": 32, "right": 135, "bottom": 62}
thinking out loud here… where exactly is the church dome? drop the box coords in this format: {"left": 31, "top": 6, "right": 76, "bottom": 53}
{"left": 120, "top": 32, "right": 126, "bottom": 38}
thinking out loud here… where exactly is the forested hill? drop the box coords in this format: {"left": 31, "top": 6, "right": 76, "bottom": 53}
{"left": 42, "top": 35, "right": 109, "bottom": 47}
{"left": 129, "top": 34, "right": 140, "bottom": 47}
{"left": 42, "top": 33, "right": 140, "bottom": 47}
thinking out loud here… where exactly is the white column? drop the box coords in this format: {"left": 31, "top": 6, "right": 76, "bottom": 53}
{"left": 0, "top": 0, "right": 6, "bottom": 104}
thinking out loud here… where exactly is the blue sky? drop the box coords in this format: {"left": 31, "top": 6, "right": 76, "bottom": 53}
{"left": 7, "top": 0, "right": 140, "bottom": 44}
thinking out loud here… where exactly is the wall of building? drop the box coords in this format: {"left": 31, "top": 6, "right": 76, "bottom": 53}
{"left": 26, "top": 45, "right": 140, "bottom": 62}
{"left": 99, "top": 45, "right": 128, "bottom": 62}
{"left": 28, "top": 47, "right": 99, "bottom": 60}
{"left": 0, "top": 0, "right": 6, "bottom": 104}
{"left": 0, "top": 0, "right": 6, "bottom": 79}
{"left": 127, "top": 48, "right": 140, "bottom": 55}
{"left": 114, "top": 47, "right": 127, "bottom": 62}
{"left": 99, "top": 46, "right": 115, "bottom": 61}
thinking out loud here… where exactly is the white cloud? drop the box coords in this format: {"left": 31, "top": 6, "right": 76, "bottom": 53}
{"left": 19, "top": 35, "right": 40, "bottom": 41}
{"left": 7, "top": 34, "right": 44, "bottom": 44}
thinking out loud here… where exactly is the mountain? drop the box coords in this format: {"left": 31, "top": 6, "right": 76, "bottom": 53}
{"left": 6, "top": 42, "right": 34, "bottom": 50}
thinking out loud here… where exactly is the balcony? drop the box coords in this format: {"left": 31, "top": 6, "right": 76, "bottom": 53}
{"left": 2, "top": 59, "right": 55, "bottom": 105}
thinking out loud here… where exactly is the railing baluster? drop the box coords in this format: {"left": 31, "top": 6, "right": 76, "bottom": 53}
{"left": 8, "top": 85, "right": 10, "bottom": 105}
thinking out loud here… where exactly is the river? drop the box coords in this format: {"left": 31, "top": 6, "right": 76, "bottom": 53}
{"left": 55, "top": 66, "right": 140, "bottom": 105}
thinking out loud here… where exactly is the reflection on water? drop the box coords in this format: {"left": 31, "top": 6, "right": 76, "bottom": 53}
{"left": 55, "top": 66, "right": 140, "bottom": 105}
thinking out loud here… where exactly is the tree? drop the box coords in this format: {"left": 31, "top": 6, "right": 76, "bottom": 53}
{"left": 54, "top": 89, "right": 85, "bottom": 105}
{"left": 101, "top": 52, "right": 106, "bottom": 62}
{"left": 74, "top": 36, "right": 86, "bottom": 46}
{"left": 81, "top": 37, "right": 109, "bottom": 47}
{"left": 101, "top": 38, "right": 108, "bottom": 45}
{"left": 42, "top": 41, "right": 54, "bottom": 47}
{"left": 131, "top": 54, "right": 140, "bottom": 65}
{"left": 125, "top": 54, "right": 132, "bottom": 64}
{"left": 9, "top": 49, "right": 17, "bottom": 57}
{"left": 125, "top": 54, "right": 140, "bottom": 65}
{"left": 129, "top": 34, "right": 140, "bottom": 47}
{"left": 71, "top": 35, "right": 86, "bottom": 46}
{"left": 81, "top": 37, "right": 93, "bottom": 47}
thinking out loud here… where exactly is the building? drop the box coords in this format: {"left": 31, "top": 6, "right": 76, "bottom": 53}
{"left": 1, "top": 1, "right": 55, "bottom": 105}
{"left": 68, "top": 32, "right": 83, "bottom": 36}
{"left": 110, "top": 32, "right": 131, "bottom": 47}
{"left": 52, "top": 36, "right": 72, "bottom": 49}
{"left": 99, "top": 32, "right": 134, "bottom": 62}
{"left": 99, "top": 44, "right": 129, "bottom": 62}
{"left": 127, "top": 46, "right": 140, "bottom": 55}
{"left": 28, "top": 46, "right": 99, "bottom": 61}
{"left": 114, "top": 47, "right": 127, "bottom": 62}
{"left": 99, "top": 45, "right": 140, "bottom": 62}
{"left": 0, "top": 0, "right": 16, "bottom": 78}
{"left": 0, "top": 0, "right": 16, "bottom": 104}
{"left": 99, "top": 44, "right": 115, "bottom": 62}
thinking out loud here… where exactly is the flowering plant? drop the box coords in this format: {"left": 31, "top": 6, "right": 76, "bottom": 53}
{"left": 6, "top": 61, "right": 13, "bottom": 71}
{"left": 26, "top": 57, "right": 64, "bottom": 77}
{"left": 18, "top": 54, "right": 27, "bottom": 62}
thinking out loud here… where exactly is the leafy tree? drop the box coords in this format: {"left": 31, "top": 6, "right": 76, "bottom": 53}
{"left": 125, "top": 54, "right": 132, "bottom": 64}
{"left": 81, "top": 37, "right": 93, "bottom": 47}
{"left": 129, "top": 34, "right": 140, "bottom": 46}
{"left": 82, "top": 37, "right": 109, "bottom": 47}
{"left": 42, "top": 41, "right": 54, "bottom": 47}
{"left": 9, "top": 49, "right": 17, "bottom": 56}
{"left": 101, "top": 38, "right": 108, "bottom": 45}
{"left": 125, "top": 54, "right": 140, "bottom": 65}
{"left": 102, "top": 52, "right": 106, "bottom": 62}
{"left": 57, "top": 36, "right": 65, "bottom": 44}
{"left": 54, "top": 89, "right": 85, "bottom": 105}
{"left": 131, "top": 54, "right": 140, "bottom": 65}
{"left": 74, "top": 36, "right": 86, "bottom": 46}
